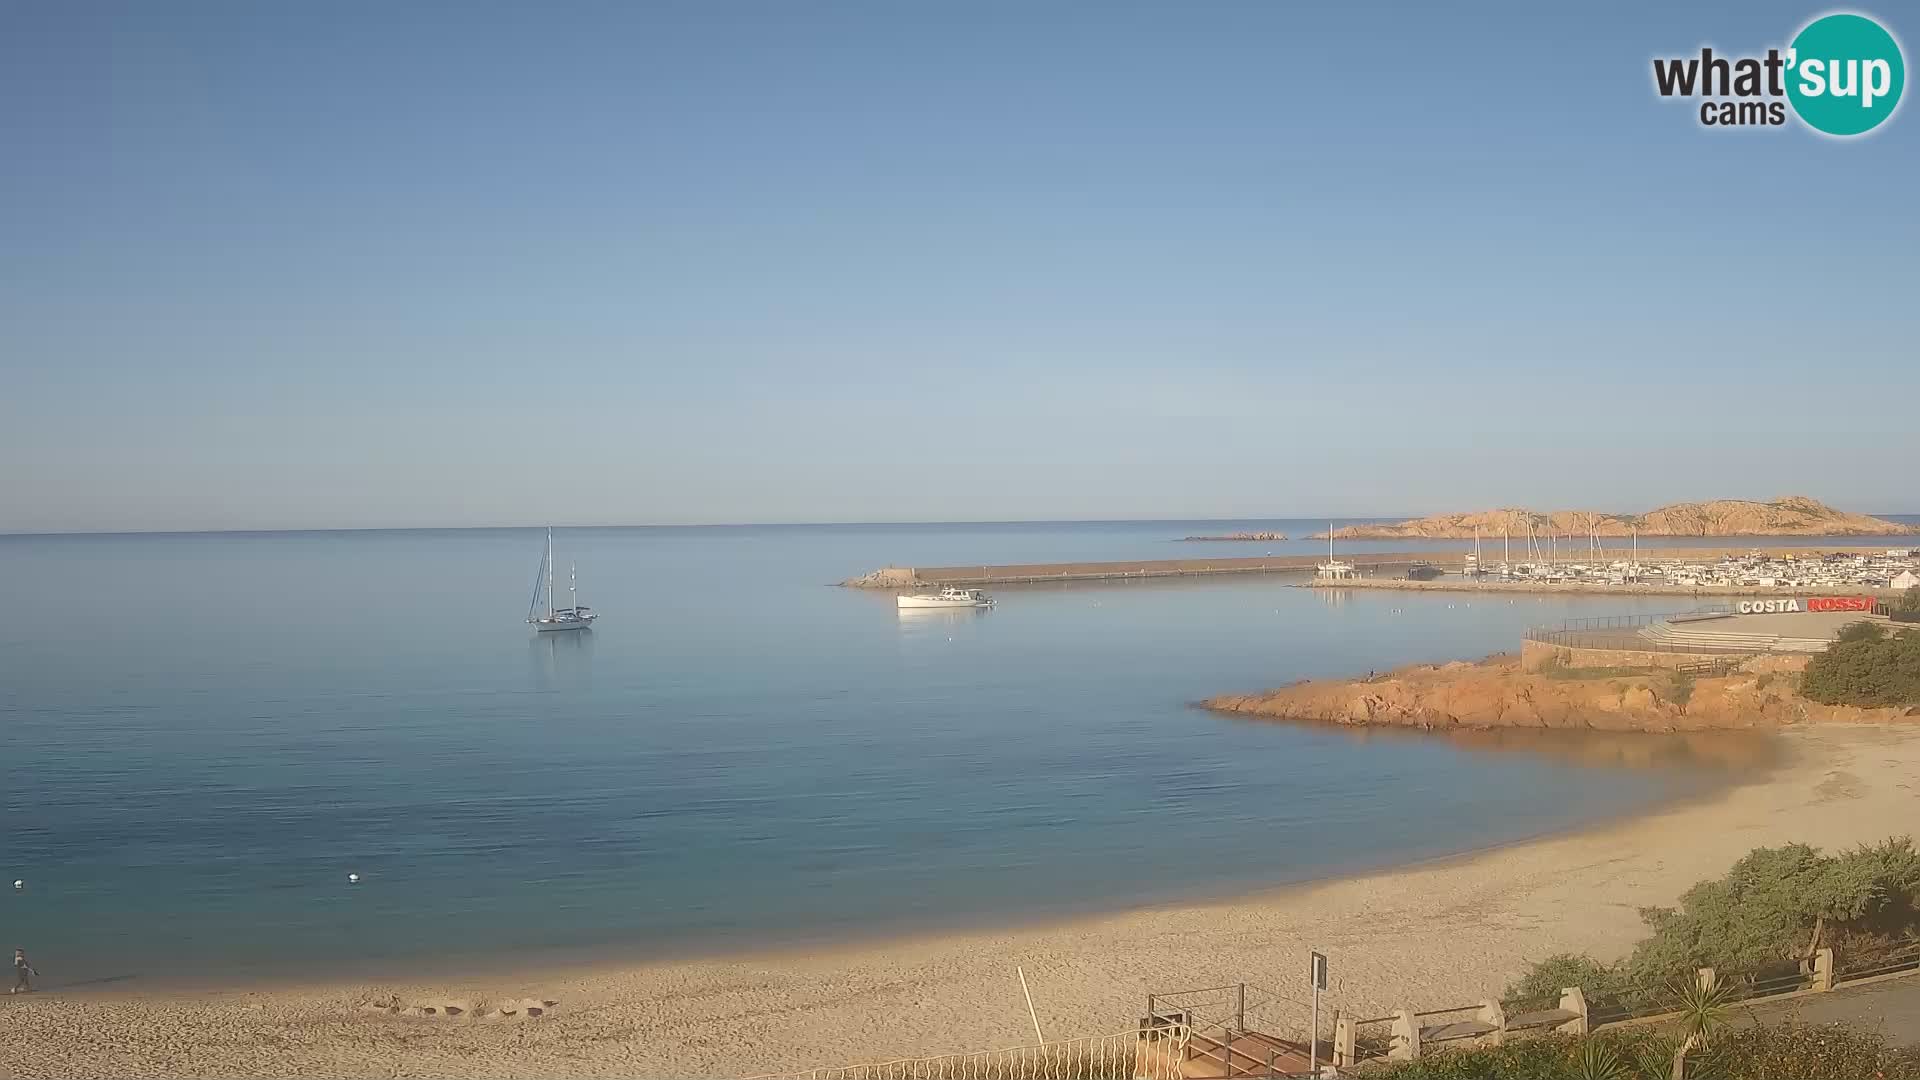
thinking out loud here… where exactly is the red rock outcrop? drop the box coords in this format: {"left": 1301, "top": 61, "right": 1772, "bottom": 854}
{"left": 1203, "top": 654, "right": 1917, "bottom": 733}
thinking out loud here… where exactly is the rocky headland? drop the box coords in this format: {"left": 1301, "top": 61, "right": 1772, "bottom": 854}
{"left": 1182, "top": 531, "right": 1289, "bottom": 541}
{"left": 1316, "top": 496, "right": 1914, "bottom": 540}
{"left": 1203, "top": 654, "right": 1918, "bottom": 733}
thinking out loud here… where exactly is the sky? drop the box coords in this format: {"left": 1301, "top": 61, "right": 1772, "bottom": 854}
{"left": 2, "top": 1, "right": 1915, "bottom": 532}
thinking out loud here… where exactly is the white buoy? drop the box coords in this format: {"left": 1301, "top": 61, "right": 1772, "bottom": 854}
{"left": 347, "top": 872, "right": 361, "bottom": 885}
{"left": 11, "top": 880, "right": 20, "bottom": 890}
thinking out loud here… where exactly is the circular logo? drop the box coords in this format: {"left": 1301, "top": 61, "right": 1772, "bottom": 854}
{"left": 1786, "top": 13, "right": 1905, "bottom": 136}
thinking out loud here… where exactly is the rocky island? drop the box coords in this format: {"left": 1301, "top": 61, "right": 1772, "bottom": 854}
{"left": 1182, "top": 531, "right": 1289, "bottom": 541}
{"left": 1313, "top": 496, "right": 1913, "bottom": 540}
{"left": 1203, "top": 653, "right": 1918, "bottom": 733}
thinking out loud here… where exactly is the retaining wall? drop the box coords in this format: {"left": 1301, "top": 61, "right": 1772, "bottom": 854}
{"left": 1518, "top": 639, "right": 1811, "bottom": 674}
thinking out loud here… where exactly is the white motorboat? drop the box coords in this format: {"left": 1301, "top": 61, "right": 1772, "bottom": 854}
{"left": 527, "top": 527, "right": 598, "bottom": 631}
{"left": 896, "top": 587, "right": 994, "bottom": 609}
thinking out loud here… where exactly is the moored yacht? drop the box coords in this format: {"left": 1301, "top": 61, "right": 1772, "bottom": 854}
{"left": 896, "top": 587, "right": 994, "bottom": 609}
{"left": 1316, "top": 524, "right": 1358, "bottom": 580}
{"left": 527, "top": 527, "right": 598, "bottom": 631}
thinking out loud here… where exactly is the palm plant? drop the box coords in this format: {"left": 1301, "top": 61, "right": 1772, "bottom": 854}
{"left": 1571, "top": 1037, "right": 1632, "bottom": 1080}
{"left": 1666, "top": 978, "right": 1734, "bottom": 1080}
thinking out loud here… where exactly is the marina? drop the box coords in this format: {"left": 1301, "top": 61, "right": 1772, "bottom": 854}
{"left": 846, "top": 545, "right": 1920, "bottom": 596}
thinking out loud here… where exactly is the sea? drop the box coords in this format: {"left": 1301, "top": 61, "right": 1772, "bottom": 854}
{"left": 3, "top": 519, "right": 1912, "bottom": 987}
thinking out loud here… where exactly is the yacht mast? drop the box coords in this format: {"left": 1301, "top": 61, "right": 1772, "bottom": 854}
{"left": 569, "top": 561, "right": 578, "bottom": 615}
{"left": 546, "top": 528, "right": 557, "bottom": 619}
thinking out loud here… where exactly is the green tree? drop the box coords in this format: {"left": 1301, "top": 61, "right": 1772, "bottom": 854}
{"left": 1799, "top": 623, "right": 1920, "bottom": 706}
{"left": 1898, "top": 586, "right": 1920, "bottom": 618}
{"left": 1504, "top": 837, "right": 1920, "bottom": 1000}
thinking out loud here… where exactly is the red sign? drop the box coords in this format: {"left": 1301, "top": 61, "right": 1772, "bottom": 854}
{"left": 1807, "top": 596, "right": 1875, "bottom": 612}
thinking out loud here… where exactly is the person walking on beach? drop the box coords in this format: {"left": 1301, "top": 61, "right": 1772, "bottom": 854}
{"left": 12, "top": 948, "right": 36, "bottom": 993}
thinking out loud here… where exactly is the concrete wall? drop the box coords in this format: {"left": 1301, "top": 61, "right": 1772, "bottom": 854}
{"left": 1518, "top": 639, "right": 1810, "bottom": 674}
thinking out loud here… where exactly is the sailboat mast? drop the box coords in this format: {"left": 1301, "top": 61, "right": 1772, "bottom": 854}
{"left": 570, "top": 561, "right": 578, "bottom": 614}
{"left": 546, "top": 528, "right": 557, "bottom": 618}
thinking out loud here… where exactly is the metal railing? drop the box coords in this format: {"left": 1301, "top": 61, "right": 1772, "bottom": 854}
{"left": 1836, "top": 941, "right": 1920, "bottom": 983}
{"left": 1144, "top": 982, "right": 1319, "bottom": 1078}
{"left": 1521, "top": 607, "right": 1787, "bottom": 656}
{"left": 744, "top": 942, "right": 1920, "bottom": 1080}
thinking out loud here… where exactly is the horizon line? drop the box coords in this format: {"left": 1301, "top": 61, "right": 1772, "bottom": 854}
{"left": 5, "top": 510, "right": 1918, "bottom": 540}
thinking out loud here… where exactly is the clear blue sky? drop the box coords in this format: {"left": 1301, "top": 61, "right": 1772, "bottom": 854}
{"left": 3, "top": 1, "right": 1914, "bottom": 532}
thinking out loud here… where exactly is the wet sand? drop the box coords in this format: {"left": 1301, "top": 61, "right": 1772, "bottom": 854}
{"left": 5, "top": 723, "right": 1918, "bottom": 1079}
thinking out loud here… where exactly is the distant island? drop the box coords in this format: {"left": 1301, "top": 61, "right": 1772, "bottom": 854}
{"left": 1183, "top": 531, "right": 1288, "bottom": 542}
{"left": 1313, "top": 496, "right": 1915, "bottom": 540}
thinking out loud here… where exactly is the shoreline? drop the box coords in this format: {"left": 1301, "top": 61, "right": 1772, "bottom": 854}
{"left": 11, "top": 724, "right": 1919, "bottom": 1079}
{"left": 12, "top": 729, "right": 1760, "bottom": 999}
{"left": 1306, "top": 577, "right": 1907, "bottom": 598}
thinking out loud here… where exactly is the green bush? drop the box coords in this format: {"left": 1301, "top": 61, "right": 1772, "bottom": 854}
{"left": 1502, "top": 953, "right": 1629, "bottom": 1007}
{"left": 1378, "top": 1033, "right": 1584, "bottom": 1080}
{"left": 1626, "top": 837, "right": 1920, "bottom": 987}
{"left": 1667, "top": 669, "right": 1695, "bottom": 708}
{"left": 1377, "top": 1023, "right": 1920, "bottom": 1080}
{"left": 1887, "top": 587, "right": 1918, "bottom": 621}
{"left": 1504, "top": 838, "right": 1920, "bottom": 1000}
{"left": 1713, "top": 1022, "right": 1920, "bottom": 1079}
{"left": 1800, "top": 623, "right": 1920, "bottom": 706}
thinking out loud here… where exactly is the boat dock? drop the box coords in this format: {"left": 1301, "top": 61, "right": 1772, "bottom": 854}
{"left": 842, "top": 553, "right": 1452, "bottom": 588}
{"left": 841, "top": 544, "right": 1914, "bottom": 591}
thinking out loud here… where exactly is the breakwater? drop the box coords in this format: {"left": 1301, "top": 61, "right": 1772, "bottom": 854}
{"left": 842, "top": 545, "right": 1891, "bottom": 589}
{"left": 842, "top": 552, "right": 1452, "bottom": 588}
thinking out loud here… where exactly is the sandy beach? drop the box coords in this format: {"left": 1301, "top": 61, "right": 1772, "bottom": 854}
{"left": 6, "top": 721, "right": 1918, "bottom": 1079}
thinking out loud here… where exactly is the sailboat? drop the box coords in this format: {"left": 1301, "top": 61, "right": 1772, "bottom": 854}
{"left": 1316, "top": 523, "right": 1357, "bottom": 580}
{"left": 527, "top": 527, "right": 598, "bottom": 632}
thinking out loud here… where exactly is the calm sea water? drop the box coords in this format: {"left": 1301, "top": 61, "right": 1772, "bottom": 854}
{"left": 5, "top": 519, "right": 1900, "bottom": 986}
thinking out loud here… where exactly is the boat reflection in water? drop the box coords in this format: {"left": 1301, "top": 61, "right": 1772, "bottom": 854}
{"left": 527, "top": 623, "right": 595, "bottom": 691}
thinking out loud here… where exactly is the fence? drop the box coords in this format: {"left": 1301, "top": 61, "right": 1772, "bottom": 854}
{"left": 1523, "top": 609, "right": 1737, "bottom": 653}
{"left": 1357, "top": 942, "right": 1920, "bottom": 1065}
{"left": 1144, "top": 982, "right": 1321, "bottom": 1078}
{"left": 741, "top": 941, "right": 1920, "bottom": 1079}
{"left": 1834, "top": 940, "right": 1920, "bottom": 983}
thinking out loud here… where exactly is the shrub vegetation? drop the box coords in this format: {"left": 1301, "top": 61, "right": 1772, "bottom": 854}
{"left": 1379, "top": 1023, "right": 1920, "bottom": 1080}
{"left": 1504, "top": 837, "right": 1920, "bottom": 1006}
{"left": 1798, "top": 623, "right": 1920, "bottom": 706}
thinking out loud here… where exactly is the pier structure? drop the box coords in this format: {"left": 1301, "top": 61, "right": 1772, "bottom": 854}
{"left": 843, "top": 552, "right": 1450, "bottom": 589}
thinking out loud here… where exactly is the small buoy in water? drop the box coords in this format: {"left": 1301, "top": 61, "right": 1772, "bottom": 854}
{"left": 11, "top": 880, "right": 20, "bottom": 890}
{"left": 347, "top": 872, "right": 361, "bottom": 885}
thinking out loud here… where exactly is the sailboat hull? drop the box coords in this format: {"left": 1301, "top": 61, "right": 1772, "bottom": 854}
{"left": 528, "top": 527, "right": 600, "bottom": 631}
